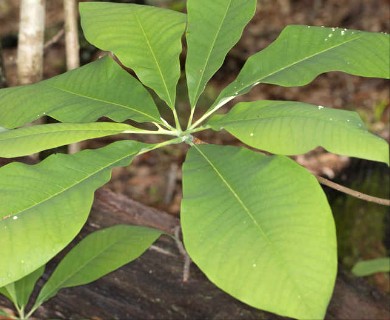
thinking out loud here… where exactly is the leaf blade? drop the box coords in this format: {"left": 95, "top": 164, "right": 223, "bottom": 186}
{"left": 0, "top": 56, "right": 161, "bottom": 129}
{"left": 212, "top": 26, "right": 390, "bottom": 110}
{"left": 208, "top": 100, "right": 389, "bottom": 164}
{"left": 0, "top": 266, "right": 45, "bottom": 308}
{"left": 80, "top": 2, "right": 186, "bottom": 109}
{"left": 185, "top": 0, "right": 256, "bottom": 107}
{"left": 35, "top": 225, "right": 161, "bottom": 306}
{"left": 0, "top": 140, "right": 147, "bottom": 287}
{"left": 181, "top": 144, "right": 337, "bottom": 319}
{"left": 0, "top": 122, "right": 144, "bottom": 158}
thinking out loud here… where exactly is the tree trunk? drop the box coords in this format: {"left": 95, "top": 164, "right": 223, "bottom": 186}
{"left": 1, "top": 187, "right": 387, "bottom": 319}
{"left": 17, "top": 0, "right": 46, "bottom": 85}
{"left": 64, "top": 0, "right": 81, "bottom": 154}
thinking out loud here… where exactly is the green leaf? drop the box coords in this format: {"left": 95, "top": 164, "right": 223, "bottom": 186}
{"left": 181, "top": 144, "right": 337, "bottom": 319}
{"left": 0, "top": 122, "right": 145, "bottom": 158}
{"left": 0, "top": 140, "right": 147, "bottom": 288}
{"left": 34, "top": 225, "right": 161, "bottom": 306}
{"left": 80, "top": 2, "right": 186, "bottom": 109}
{"left": 185, "top": 0, "right": 256, "bottom": 108}
{"left": 0, "top": 56, "right": 161, "bottom": 129}
{"left": 352, "top": 258, "right": 390, "bottom": 276}
{"left": 212, "top": 26, "right": 390, "bottom": 110}
{"left": 0, "top": 266, "right": 45, "bottom": 308}
{"left": 208, "top": 100, "right": 389, "bottom": 165}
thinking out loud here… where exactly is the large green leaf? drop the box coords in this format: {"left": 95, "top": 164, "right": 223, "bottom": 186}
{"left": 181, "top": 144, "right": 337, "bottom": 319}
{"left": 0, "top": 56, "right": 161, "bottom": 129}
{"left": 0, "top": 140, "right": 147, "bottom": 288}
{"left": 0, "top": 266, "right": 45, "bottom": 309}
{"left": 211, "top": 26, "right": 390, "bottom": 111}
{"left": 34, "top": 225, "right": 161, "bottom": 307}
{"left": 80, "top": 2, "right": 186, "bottom": 109}
{"left": 185, "top": 0, "right": 256, "bottom": 108}
{"left": 208, "top": 100, "right": 389, "bottom": 165}
{"left": 0, "top": 122, "right": 145, "bottom": 158}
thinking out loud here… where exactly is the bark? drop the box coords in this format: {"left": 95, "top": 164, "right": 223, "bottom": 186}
{"left": 64, "top": 0, "right": 81, "bottom": 154}
{"left": 17, "top": 0, "right": 46, "bottom": 85}
{"left": 1, "top": 187, "right": 387, "bottom": 319}
{"left": 64, "top": 0, "right": 80, "bottom": 71}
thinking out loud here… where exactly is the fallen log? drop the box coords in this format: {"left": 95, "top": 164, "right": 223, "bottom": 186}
{"left": 1, "top": 187, "right": 389, "bottom": 319}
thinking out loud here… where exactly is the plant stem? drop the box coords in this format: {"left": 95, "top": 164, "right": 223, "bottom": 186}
{"left": 186, "top": 108, "right": 196, "bottom": 130}
{"left": 138, "top": 137, "right": 185, "bottom": 155}
{"left": 123, "top": 129, "right": 178, "bottom": 136}
{"left": 172, "top": 108, "right": 182, "bottom": 132}
{"left": 189, "top": 97, "right": 231, "bottom": 130}
{"left": 188, "top": 125, "right": 210, "bottom": 134}
{"left": 316, "top": 175, "right": 390, "bottom": 206}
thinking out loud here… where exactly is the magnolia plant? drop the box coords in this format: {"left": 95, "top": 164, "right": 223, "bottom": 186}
{"left": 0, "top": 1, "right": 389, "bottom": 319}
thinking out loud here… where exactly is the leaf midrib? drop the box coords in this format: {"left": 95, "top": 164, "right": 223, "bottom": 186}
{"left": 218, "top": 33, "right": 361, "bottom": 105}
{"left": 0, "top": 126, "right": 132, "bottom": 141}
{"left": 216, "top": 114, "right": 365, "bottom": 130}
{"left": 134, "top": 12, "right": 173, "bottom": 109}
{"left": 192, "top": 145, "right": 313, "bottom": 314}
{"left": 3, "top": 149, "right": 138, "bottom": 221}
{"left": 193, "top": 145, "right": 270, "bottom": 240}
{"left": 44, "top": 83, "right": 159, "bottom": 122}
{"left": 37, "top": 234, "right": 131, "bottom": 303}
{"left": 189, "top": 0, "right": 233, "bottom": 107}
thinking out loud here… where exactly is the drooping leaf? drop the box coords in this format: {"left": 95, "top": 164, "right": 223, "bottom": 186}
{"left": 0, "top": 140, "right": 147, "bottom": 288}
{"left": 34, "top": 225, "right": 161, "bottom": 306}
{"left": 0, "top": 122, "right": 146, "bottom": 158}
{"left": 352, "top": 258, "right": 390, "bottom": 276}
{"left": 0, "top": 266, "right": 45, "bottom": 308}
{"left": 181, "top": 144, "right": 337, "bottom": 319}
{"left": 80, "top": 2, "right": 186, "bottom": 109}
{"left": 185, "top": 0, "right": 256, "bottom": 108}
{"left": 208, "top": 100, "right": 389, "bottom": 164}
{"left": 211, "top": 26, "right": 390, "bottom": 111}
{"left": 0, "top": 56, "right": 161, "bottom": 129}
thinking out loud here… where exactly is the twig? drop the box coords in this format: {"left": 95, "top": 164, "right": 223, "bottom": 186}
{"left": 44, "top": 28, "right": 65, "bottom": 51}
{"left": 316, "top": 175, "right": 390, "bottom": 206}
{"left": 149, "top": 245, "right": 175, "bottom": 257}
{"left": 163, "top": 163, "right": 178, "bottom": 204}
{"left": 174, "top": 226, "right": 192, "bottom": 282}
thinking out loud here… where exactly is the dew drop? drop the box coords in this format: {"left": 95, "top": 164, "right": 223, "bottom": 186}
{"left": 252, "top": 263, "right": 257, "bottom": 268}
{"left": 329, "top": 118, "right": 333, "bottom": 121}
{"left": 328, "top": 34, "right": 333, "bottom": 38}
{"left": 341, "top": 30, "right": 346, "bottom": 35}
{"left": 331, "top": 27, "right": 336, "bottom": 31}
{"left": 250, "top": 133, "right": 254, "bottom": 137}
{"left": 318, "top": 105, "right": 324, "bottom": 109}
{"left": 13, "top": 215, "right": 18, "bottom": 220}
